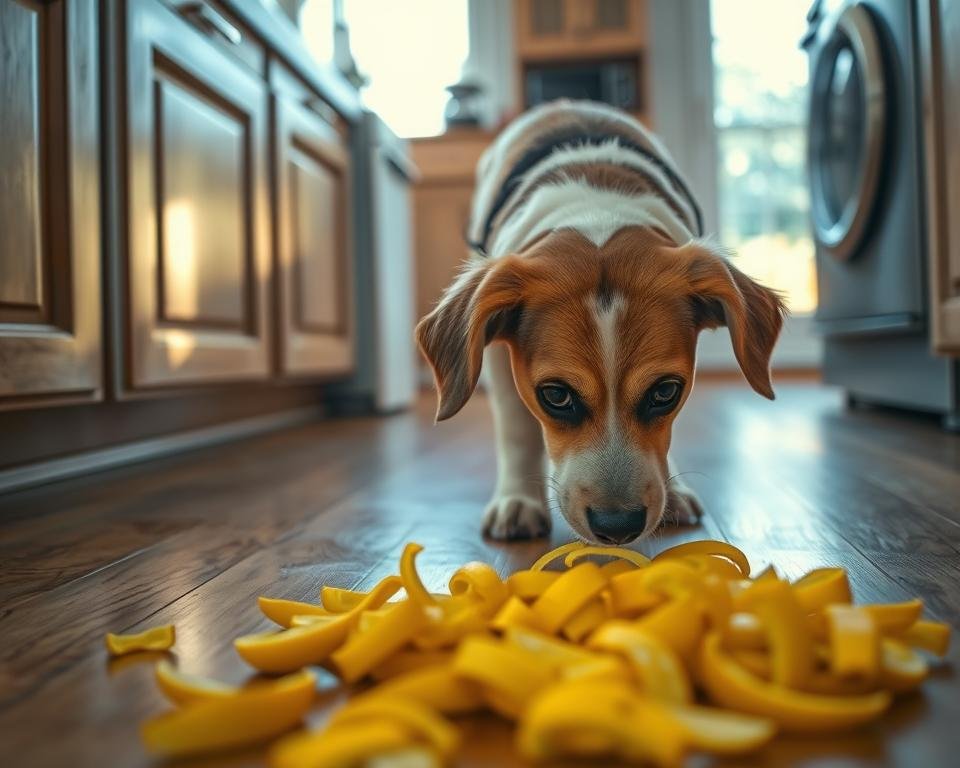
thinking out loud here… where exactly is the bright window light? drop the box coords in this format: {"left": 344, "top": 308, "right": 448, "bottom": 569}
{"left": 342, "top": 0, "right": 470, "bottom": 138}
{"left": 712, "top": 0, "right": 817, "bottom": 314}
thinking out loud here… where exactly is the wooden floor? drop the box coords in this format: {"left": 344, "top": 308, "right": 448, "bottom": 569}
{"left": 1, "top": 380, "right": 959, "bottom": 767}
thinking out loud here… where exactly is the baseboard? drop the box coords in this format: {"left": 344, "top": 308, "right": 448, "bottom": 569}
{"left": 0, "top": 405, "right": 324, "bottom": 496}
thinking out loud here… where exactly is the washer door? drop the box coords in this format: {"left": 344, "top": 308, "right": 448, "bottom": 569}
{"left": 808, "top": 3, "right": 886, "bottom": 261}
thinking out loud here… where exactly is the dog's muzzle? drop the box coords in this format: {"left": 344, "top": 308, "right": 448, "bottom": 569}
{"left": 586, "top": 505, "right": 648, "bottom": 545}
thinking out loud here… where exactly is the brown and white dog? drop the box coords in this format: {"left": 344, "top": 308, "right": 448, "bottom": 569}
{"left": 416, "top": 100, "right": 785, "bottom": 545}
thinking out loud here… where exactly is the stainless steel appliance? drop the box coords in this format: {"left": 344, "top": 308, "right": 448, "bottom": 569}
{"left": 334, "top": 112, "right": 419, "bottom": 413}
{"left": 804, "top": 0, "right": 960, "bottom": 428}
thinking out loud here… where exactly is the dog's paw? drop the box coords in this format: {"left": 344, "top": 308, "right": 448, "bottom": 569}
{"left": 665, "top": 486, "right": 704, "bottom": 526}
{"left": 482, "top": 494, "right": 551, "bottom": 540}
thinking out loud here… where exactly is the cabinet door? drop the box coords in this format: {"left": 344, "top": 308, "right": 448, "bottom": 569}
{"left": 413, "top": 184, "right": 475, "bottom": 326}
{"left": 920, "top": 0, "right": 960, "bottom": 353}
{"left": 274, "top": 95, "right": 353, "bottom": 377}
{"left": 517, "top": 0, "right": 646, "bottom": 58}
{"left": 0, "top": 0, "right": 101, "bottom": 409}
{"left": 122, "top": 0, "right": 271, "bottom": 388}
{"left": 581, "top": 0, "right": 647, "bottom": 50}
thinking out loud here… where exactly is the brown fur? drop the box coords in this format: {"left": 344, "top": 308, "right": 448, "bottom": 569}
{"left": 416, "top": 227, "right": 786, "bottom": 470}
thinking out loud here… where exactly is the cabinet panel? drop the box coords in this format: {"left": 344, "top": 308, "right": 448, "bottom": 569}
{"left": 290, "top": 145, "right": 342, "bottom": 331}
{"left": 517, "top": 0, "right": 647, "bottom": 59}
{"left": 156, "top": 74, "right": 248, "bottom": 327}
{"left": 0, "top": 1, "right": 42, "bottom": 318}
{"left": 274, "top": 93, "right": 353, "bottom": 377}
{"left": 123, "top": 0, "right": 271, "bottom": 387}
{"left": 0, "top": 0, "right": 101, "bottom": 408}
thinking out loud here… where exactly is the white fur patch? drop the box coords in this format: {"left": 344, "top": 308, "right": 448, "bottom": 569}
{"left": 589, "top": 292, "right": 625, "bottom": 437}
{"left": 490, "top": 180, "right": 693, "bottom": 257}
{"left": 493, "top": 140, "right": 699, "bottom": 238}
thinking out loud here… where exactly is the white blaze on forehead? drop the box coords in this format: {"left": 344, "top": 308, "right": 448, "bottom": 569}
{"left": 589, "top": 292, "right": 625, "bottom": 436}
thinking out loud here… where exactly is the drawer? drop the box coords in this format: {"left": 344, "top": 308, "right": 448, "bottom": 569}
{"left": 161, "top": 0, "right": 267, "bottom": 77}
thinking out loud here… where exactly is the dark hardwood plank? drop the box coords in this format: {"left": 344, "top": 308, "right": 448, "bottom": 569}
{"left": 1, "top": 382, "right": 959, "bottom": 767}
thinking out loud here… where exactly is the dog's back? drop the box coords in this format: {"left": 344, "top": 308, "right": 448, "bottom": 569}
{"left": 468, "top": 100, "right": 703, "bottom": 258}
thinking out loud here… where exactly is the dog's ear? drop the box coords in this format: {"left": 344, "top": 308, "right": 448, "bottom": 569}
{"left": 682, "top": 243, "right": 787, "bottom": 399}
{"left": 416, "top": 257, "right": 527, "bottom": 421}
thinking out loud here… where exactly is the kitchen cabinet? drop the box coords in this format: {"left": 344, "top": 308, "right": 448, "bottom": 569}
{"left": 0, "top": 0, "right": 369, "bottom": 484}
{"left": 273, "top": 69, "right": 354, "bottom": 377}
{"left": 410, "top": 131, "right": 493, "bottom": 326}
{"left": 516, "top": 0, "right": 647, "bottom": 60}
{"left": 0, "top": 0, "right": 101, "bottom": 409}
{"left": 121, "top": 0, "right": 272, "bottom": 388}
{"left": 920, "top": 0, "right": 960, "bottom": 353}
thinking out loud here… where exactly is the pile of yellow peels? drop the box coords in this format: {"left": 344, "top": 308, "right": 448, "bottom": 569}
{"left": 108, "top": 540, "right": 952, "bottom": 766}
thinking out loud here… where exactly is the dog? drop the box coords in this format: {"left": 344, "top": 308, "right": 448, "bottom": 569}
{"left": 416, "top": 100, "right": 785, "bottom": 545}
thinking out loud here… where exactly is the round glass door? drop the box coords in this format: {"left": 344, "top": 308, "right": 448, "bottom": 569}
{"left": 808, "top": 3, "right": 886, "bottom": 260}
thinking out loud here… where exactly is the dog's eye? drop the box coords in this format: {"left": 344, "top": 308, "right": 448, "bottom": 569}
{"left": 536, "top": 383, "right": 582, "bottom": 423}
{"left": 652, "top": 380, "right": 680, "bottom": 406}
{"left": 640, "top": 377, "right": 684, "bottom": 420}
{"left": 539, "top": 384, "right": 573, "bottom": 410}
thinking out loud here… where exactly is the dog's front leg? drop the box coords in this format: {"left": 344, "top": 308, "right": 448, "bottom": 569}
{"left": 481, "top": 344, "right": 551, "bottom": 539}
{"left": 664, "top": 455, "right": 704, "bottom": 526}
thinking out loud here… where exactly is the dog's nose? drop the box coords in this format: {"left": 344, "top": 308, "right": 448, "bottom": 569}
{"left": 586, "top": 506, "right": 648, "bottom": 545}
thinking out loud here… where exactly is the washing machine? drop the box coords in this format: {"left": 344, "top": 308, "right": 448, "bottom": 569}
{"left": 804, "top": 0, "right": 960, "bottom": 427}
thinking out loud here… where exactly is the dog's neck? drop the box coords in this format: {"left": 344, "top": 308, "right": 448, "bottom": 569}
{"left": 489, "top": 178, "right": 694, "bottom": 257}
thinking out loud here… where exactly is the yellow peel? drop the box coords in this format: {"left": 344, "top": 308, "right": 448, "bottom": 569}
{"left": 897, "top": 619, "right": 952, "bottom": 657}
{"left": 136, "top": 539, "right": 950, "bottom": 766}
{"left": 365, "top": 664, "right": 484, "bottom": 715}
{"left": 563, "top": 545, "right": 652, "bottom": 569}
{"left": 142, "top": 669, "right": 315, "bottom": 757}
{"left": 105, "top": 625, "right": 175, "bottom": 656}
{"left": 529, "top": 541, "right": 586, "bottom": 571}
{"left": 235, "top": 575, "right": 401, "bottom": 673}
{"left": 792, "top": 567, "right": 852, "bottom": 611}
{"left": 258, "top": 596, "right": 330, "bottom": 628}
{"left": 329, "top": 698, "right": 460, "bottom": 759}
{"left": 505, "top": 570, "right": 560, "bottom": 601}
{"left": 331, "top": 598, "right": 428, "bottom": 683}
{"left": 698, "top": 632, "right": 891, "bottom": 733}
{"left": 400, "top": 543, "right": 437, "bottom": 609}
{"left": 669, "top": 703, "right": 776, "bottom": 754}
{"left": 270, "top": 721, "right": 412, "bottom": 768}
{"left": 588, "top": 621, "right": 691, "bottom": 703}
{"left": 154, "top": 661, "right": 235, "bottom": 706}
{"left": 826, "top": 605, "right": 881, "bottom": 679}
{"left": 654, "top": 540, "right": 751, "bottom": 577}
{"left": 863, "top": 599, "right": 924, "bottom": 633}
{"left": 452, "top": 636, "right": 555, "bottom": 718}
{"left": 532, "top": 562, "right": 608, "bottom": 633}
{"left": 448, "top": 561, "right": 509, "bottom": 617}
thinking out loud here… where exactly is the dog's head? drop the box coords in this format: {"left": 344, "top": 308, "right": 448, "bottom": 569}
{"left": 416, "top": 227, "right": 785, "bottom": 544}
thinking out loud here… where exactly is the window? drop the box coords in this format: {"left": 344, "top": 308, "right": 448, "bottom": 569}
{"left": 342, "top": 0, "right": 470, "bottom": 138}
{"left": 300, "top": 0, "right": 334, "bottom": 64}
{"left": 711, "top": 0, "right": 816, "bottom": 314}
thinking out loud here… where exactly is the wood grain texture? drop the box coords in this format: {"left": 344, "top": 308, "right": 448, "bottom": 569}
{"left": 1, "top": 380, "right": 959, "bottom": 766}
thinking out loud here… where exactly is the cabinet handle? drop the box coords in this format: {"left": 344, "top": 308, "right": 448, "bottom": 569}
{"left": 180, "top": 3, "right": 242, "bottom": 46}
